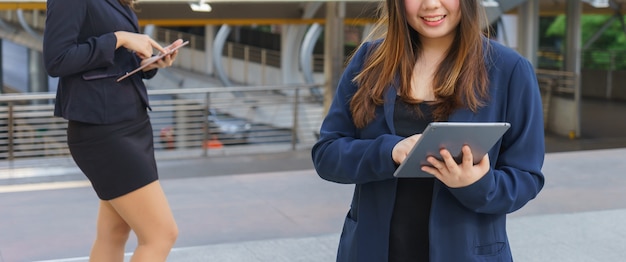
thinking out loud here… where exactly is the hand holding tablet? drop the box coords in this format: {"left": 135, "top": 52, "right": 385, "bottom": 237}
{"left": 117, "top": 40, "right": 189, "bottom": 82}
{"left": 393, "top": 122, "right": 510, "bottom": 178}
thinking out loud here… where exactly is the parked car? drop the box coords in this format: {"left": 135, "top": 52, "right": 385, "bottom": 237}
{"left": 207, "top": 108, "right": 253, "bottom": 144}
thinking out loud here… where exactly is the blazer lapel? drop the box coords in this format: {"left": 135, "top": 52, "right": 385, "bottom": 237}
{"left": 105, "top": 0, "right": 139, "bottom": 33}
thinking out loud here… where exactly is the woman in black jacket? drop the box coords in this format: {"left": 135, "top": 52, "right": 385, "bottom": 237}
{"left": 43, "top": 0, "right": 182, "bottom": 261}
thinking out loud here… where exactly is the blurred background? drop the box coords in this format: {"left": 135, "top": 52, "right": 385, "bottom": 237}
{"left": 1, "top": 1, "right": 626, "bottom": 261}
{"left": 1, "top": 0, "right": 626, "bottom": 161}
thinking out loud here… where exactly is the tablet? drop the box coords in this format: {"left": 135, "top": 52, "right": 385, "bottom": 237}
{"left": 116, "top": 40, "right": 189, "bottom": 82}
{"left": 393, "top": 122, "right": 510, "bottom": 178}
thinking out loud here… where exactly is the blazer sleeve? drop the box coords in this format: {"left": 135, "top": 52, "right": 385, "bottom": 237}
{"left": 43, "top": 0, "right": 117, "bottom": 77}
{"left": 142, "top": 68, "right": 158, "bottom": 79}
{"left": 311, "top": 41, "right": 404, "bottom": 184}
{"left": 449, "top": 57, "right": 546, "bottom": 214}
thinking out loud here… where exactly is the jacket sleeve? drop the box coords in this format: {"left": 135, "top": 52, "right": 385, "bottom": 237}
{"left": 43, "top": 0, "right": 117, "bottom": 77}
{"left": 142, "top": 68, "right": 158, "bottom": 79}
{"left": 449, "top": 57, "right": 545, "bottom": 214}
{"left": 311, "top": 42, "right": 404, "bottom": 184}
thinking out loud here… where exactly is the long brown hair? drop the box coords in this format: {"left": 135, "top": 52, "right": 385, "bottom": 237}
{"left": 350, "top": 0, "right": 489, "bottom": 128}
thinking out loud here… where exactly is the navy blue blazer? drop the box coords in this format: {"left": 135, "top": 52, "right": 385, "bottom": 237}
{"left": 312, "top": 40, "right": 545, "bottom": 261}
{"left": 43, "top": 0, "right": 157, "bottom": 124}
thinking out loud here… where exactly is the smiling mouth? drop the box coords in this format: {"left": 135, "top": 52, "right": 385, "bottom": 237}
{"left": 422, "top": 15, "right": 446, "bottom": 22}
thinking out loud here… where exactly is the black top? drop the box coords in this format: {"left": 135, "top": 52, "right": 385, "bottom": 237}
{"left": 389, "top": 97, "right": 435, "bottom": 262}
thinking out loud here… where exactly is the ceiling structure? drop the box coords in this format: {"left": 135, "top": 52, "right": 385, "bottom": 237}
{"left": 0, "top": 0, "right": 623, "bottom": 51}
{"left": 0, "top": 0, "right": 624, "bottom": 27}
{"left": 134, "top": 1, "right": 380, "bottom": 26}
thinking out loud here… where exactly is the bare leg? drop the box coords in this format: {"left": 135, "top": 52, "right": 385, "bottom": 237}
{"left": 109, "top": 181, "right": 178, "bottom": 262}
{"left": 89, "top": 201, "right": 131, "bottom": 262}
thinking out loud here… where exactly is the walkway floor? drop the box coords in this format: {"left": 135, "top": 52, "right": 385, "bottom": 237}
{"left": 1, "top": 144, "right": 626, "bottom": 262}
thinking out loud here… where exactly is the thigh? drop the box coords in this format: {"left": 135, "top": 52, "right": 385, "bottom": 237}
{"left": 108, "top": 181, "right": 177, "bottom": 240}
{"left": 97, "top": 200, "right": 131, "bottom": 237}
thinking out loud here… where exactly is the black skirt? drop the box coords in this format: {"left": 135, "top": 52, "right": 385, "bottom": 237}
{"left": 67, "top": 113, "right": 158, "bottom": 200}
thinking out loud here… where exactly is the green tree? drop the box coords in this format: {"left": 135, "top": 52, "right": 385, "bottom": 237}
{"left": 546, "top": 14, "right": 626, "bottom": 69}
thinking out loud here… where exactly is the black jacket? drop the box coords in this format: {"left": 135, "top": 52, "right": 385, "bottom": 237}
{"left": 43, "top": 0, "right": 157, "bottom": 124}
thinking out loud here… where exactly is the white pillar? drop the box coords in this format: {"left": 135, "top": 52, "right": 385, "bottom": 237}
{"left": 281, "top": 24, "right": 305, "bottom": 85}
{"left": 516, "top": 0, "right": 539, "bottom": 67}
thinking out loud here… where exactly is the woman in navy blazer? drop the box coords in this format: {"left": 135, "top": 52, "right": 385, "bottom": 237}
{"left": 312, "top": 0, "right": 545, "bottom": 261}
{"left": 43, "top": 0, "right": 180, "bottom": 261}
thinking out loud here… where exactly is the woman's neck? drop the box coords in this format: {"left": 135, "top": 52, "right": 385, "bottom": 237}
{"left": 409, "top": 34, "right": 455, "bottom": 102}
{"left": 419, "top": 34, "right": 454, "bottom": 60}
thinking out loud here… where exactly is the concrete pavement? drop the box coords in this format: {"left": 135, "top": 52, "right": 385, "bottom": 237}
{"left": 1, "top": 147, "right": 626, "bottom": 262}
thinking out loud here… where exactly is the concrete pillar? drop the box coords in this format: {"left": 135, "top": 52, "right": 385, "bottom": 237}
{"left": 299, "top": 2, "right": 324, "bottom": 86}
{"left": 546, "top": 0, "right": 582, "bottom": 138}
{"left": 516, "top": 0, "right": 539, "bottom": 67}
{"left": 323, "top": 1, "right": 345, "bottom": 115}
{"left": 300, "top": 23, "right": 323, "bottom": 85}
{"left": 281, "top": 24, "right": 306, "bottom": 85}
{"left": 28, "top": 49, "right": 48, "bottom": 95}
{"left": 565, "top": 0, "right": 582, "bottom": 137}
{"left": 213, "top": 25, "right": 232, "bottom": 86}
{"left": 496, "top": 15, "right": 517, "bottom": 48}
{"left": 204, "top": 25, "right": 215, "bottom": 75}
{"left": 362, "top": 23, "right": 374, "bottom": 42}
{"left": 565, "top": 2, "right": 582, "bottom": 74}
{"left": 0, "top": 39, "right": 3, "bottom": 94}
{"left": 143, "top": 24, "right": 156, "bottom": 38}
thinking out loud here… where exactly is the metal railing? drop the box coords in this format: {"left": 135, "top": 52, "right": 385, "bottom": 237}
{"left": 535, "top": 69, "right": 577, "bottom": 127}
{"left": 155, "top": 27, "right": 324, "bottom": 72}
{"left": 538, "top": 48, "right": 626, "bottom": 71}
{"left": 0, "top": 84, "right": 324, "bottom": 163}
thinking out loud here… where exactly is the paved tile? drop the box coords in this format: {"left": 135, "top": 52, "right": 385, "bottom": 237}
{"left": 2, "top": 148, "right": 626, "bottom": 262}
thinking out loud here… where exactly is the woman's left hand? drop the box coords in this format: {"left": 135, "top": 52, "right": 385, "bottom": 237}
{"left": 421, "top": 145, "right": 490, "bottom": 188}
{"left": 141, "top": 39, "right": 183, "bottom": 71}
{"left": 144, "top": 52, "right": 177, "bottom": 70}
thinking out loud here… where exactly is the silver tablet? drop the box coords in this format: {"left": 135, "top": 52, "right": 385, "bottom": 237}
{"left": 116, "top": 40, "right": 190, "bottom": 82}
{"left": 393, "top": 122, "right": 510, "bottom": 178}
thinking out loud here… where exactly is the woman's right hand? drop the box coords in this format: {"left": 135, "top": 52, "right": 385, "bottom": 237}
{"left": 392, "top": 134, "right": 422, "bottom": 165}
{"left": 114, "top": 31, "right": 166, "bottom": 60}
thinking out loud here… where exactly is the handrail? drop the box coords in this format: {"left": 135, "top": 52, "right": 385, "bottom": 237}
{"left": 0, "top": 84, "right": 324, "bottom": 164}
{"left": 0, "top": 84, "right": 320, "bottom": 101}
